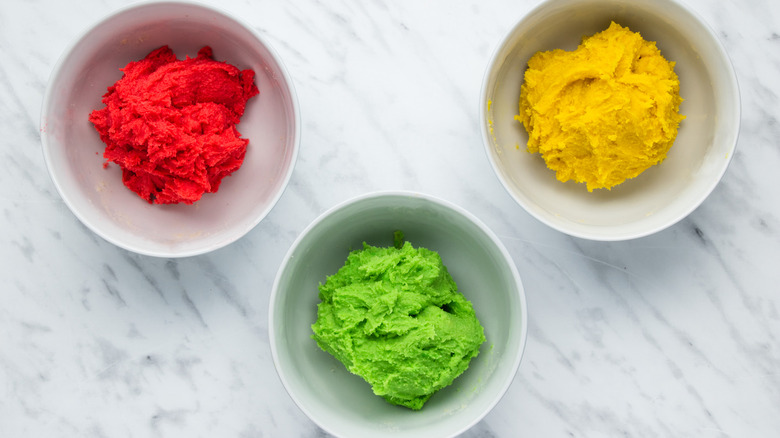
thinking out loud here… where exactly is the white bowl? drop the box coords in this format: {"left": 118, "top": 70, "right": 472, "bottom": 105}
{"left": 481, "top": 0, "right": 740, "bottom": 240}
{"left": 40, "top": 0, "right": 299, "bottom": 257}
{"left": 270, "top": 192, "right": 527, "bottom": 438}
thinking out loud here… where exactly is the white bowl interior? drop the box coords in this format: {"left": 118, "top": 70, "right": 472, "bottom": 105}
{"left": 270, "top": 193, "right": 527, "bottom": 438}
{"left": 481, "top": 0, "right": 740, "bottom": 240}
{"left": 41, "top": 1, "right": 299, "bottom": 257}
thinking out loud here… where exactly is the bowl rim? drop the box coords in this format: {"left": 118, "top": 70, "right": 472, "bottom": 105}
{"left": 479, "top": 0, "right": 741, "bottom": 241}
{"left": 268, "top": 190, "right": 529, "bottom": 438}
{"left": 39, "top": 0, "right": 301, "bottom": 257}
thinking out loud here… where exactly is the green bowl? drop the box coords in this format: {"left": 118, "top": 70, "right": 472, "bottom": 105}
{"left": 269, "top": 191, "right": 527, "bottom": 438}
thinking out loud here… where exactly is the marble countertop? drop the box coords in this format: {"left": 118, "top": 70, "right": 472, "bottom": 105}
{"left": 2, "top": 0, "right": 779, "bottom": 436}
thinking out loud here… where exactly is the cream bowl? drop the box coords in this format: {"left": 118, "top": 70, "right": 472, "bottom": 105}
{"left": 40, "top": 0, "right": 299, "bottom": 257}
{"left": 481, "top": 0, "right": 740, "bottom": 240}
{"left": 270, "top": 192, "right": 527, "bottom": 438}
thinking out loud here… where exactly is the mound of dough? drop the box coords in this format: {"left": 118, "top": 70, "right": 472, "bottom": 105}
{"left": 90, "top": 46, "right": 258, "bottom": 204}
{"left": 312, "top": 239, "right": 485, "bottom": 410}
{"left": 517, "top": 22, "right": 685, "bottom": 191}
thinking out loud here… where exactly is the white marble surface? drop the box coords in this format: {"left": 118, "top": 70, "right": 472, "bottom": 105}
{"left": 2, "top": 0, "right": 779, "bottom": 436}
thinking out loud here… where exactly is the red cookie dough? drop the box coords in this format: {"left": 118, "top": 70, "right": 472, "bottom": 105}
{"left": 89, "top": 46, "right": 259, "bottom": 204}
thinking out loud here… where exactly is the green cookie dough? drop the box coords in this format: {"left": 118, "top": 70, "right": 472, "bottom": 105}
{"left": 311, "top": 236, "right": 486, "bottom": 410}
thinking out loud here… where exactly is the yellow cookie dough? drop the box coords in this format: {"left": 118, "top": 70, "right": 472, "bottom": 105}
{"left": 516, "top": 22, "right": 685, "bottom": 191}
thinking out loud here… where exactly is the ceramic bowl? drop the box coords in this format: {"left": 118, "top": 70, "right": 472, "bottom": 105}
{"left": 481, "top": 0, "right": 740, "bottom": 240}
{"left": 269, "top": 192, "right": 527, "bottom": 438}
{"left": 40, "top": 0, "right": 299, "bottom": 257}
